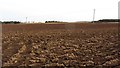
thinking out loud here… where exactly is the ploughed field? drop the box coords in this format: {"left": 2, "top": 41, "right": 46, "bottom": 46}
{"left": 2, "top": 23, "right": 120, "bottom": 67}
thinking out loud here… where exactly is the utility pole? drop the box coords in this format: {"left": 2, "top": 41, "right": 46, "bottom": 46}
{"left": 93, "top": 9, "right": 96, "bottom": 23}
{"left": 26, "top": 17, "right": 28, "bottom": 23}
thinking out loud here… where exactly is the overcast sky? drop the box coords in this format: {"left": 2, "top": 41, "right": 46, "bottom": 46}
{"left": 0, "top": 0, "right": 119, "bottom": 22}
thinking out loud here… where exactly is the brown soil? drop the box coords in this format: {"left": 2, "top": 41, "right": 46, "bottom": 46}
{"left": 2, "top": 23, "right": 120, "bottom": 67}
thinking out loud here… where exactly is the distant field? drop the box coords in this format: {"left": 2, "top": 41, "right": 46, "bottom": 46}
{"left": 2, "top": 23, "right": 120, "bottom": 67}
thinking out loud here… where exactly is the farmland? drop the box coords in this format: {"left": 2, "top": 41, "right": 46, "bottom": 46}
{"left": 2, "top": 23, "right": 120, "bottom": 67}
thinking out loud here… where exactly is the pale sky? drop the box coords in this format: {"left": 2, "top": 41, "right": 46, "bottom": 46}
{"left": 0, "top": 0, "right": 119, "bottom": 22}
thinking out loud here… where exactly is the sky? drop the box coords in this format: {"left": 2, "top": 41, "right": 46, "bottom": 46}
{"left": 0, "top": 0, "right": 119, "bottom": 22}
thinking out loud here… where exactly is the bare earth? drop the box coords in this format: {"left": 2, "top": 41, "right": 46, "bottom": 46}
{"left": 2, "top": 23, "right": 120, "bottom": 67}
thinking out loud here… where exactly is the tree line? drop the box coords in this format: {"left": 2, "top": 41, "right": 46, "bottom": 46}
{"left": 93, "top": 19, "right": 120, "bottom": 23}
{"left": 45, "top": 21, "right": 67, "bottom": 23}
{"left": 0, "top": 21, "right": 21, "bottom": 24}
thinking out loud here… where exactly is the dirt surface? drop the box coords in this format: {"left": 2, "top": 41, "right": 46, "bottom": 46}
{"left": 2, "top": 23, "right": 120, "bottom": 67}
